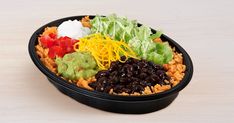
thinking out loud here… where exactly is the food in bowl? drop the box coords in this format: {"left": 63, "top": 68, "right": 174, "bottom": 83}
{"left": 35, "top": 14, "right": 186, "bottom": 96}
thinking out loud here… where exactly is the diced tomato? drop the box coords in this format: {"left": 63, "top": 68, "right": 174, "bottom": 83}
{"left": 67, "top": 39, "right": 78, "bottom": 52}
{"left": 49, "top": 33, "right": 57, "bottom": 39}
{"left": 56, "top": 37, "right": 72, "bottom": 48}
{"left": 40, "top": 35, "right": 55, "bottom": 48}
{"left": 56, "top": 36, "right": 78, "bottom": 53}
{"left": 48, "top": 46, "right": 65, "bottom": 58}
{"left": 39, "top": 32, "right": 79, "bottom": 58}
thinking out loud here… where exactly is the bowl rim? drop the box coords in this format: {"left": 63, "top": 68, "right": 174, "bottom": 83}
{"left": 28, "top": 15, "right": 193, "bottom": 101}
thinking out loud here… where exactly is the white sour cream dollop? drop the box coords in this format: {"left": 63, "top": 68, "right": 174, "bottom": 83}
{"left": 57, "top": 20, "right": 90, "bottom": 39}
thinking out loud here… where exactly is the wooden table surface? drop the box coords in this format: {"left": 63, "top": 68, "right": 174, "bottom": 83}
{"left": 1, "top": 0, "right": 234, "bottom": 122}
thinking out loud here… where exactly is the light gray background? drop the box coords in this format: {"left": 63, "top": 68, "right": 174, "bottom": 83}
{"left": 1, "top": 0, "right": 234, "bottom": 122}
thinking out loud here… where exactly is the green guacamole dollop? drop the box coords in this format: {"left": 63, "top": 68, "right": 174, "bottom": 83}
{"left": 55, "top": 52, "right": 98, "bottom": 80}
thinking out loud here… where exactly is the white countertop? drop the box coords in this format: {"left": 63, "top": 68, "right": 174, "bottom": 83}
{"left": 1, "top": 0, "right": 234, "bottom": 122}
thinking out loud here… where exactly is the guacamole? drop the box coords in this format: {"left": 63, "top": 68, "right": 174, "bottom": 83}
{"left": 55, "top": 52, "right": 98, "bottom": 80}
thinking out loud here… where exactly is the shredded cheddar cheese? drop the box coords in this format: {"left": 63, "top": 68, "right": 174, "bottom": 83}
{"left": 73, "top": 33, "right": 138, "bottom": 70}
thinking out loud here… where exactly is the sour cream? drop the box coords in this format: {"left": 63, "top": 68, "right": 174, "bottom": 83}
{"left": 57, "top": 20, "right": 90, "bottom": 39}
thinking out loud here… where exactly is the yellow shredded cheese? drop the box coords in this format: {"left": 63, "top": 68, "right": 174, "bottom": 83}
{"left": 73, "top": 33, "right": 138, "bottom": 70}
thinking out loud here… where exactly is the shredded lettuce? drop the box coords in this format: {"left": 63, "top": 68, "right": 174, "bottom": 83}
{"left": 150, "top": 31, "right": 163, "bottom": 39}
{"left": 90, "top": 14, "right": 173, "bottom": 64}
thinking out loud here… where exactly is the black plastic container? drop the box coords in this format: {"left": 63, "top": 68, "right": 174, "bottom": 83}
{"left": 28, "top": 15, "right": 193, "bottom": 114}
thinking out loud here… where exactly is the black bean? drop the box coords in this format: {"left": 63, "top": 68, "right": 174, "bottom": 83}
{"left": 133, "top": 70, "right": 139, "bottom": 75}
{"left": 148, "top": 61, "right": 155, "bottom": 67}
{"left": 97, "top": 77, "right": 107, "bottom": 84}
{"left": 126, "top": 72, "right": 133, "bottom": 77}
{"left": 95, "top": 70, "right": 109, "bottom": 78}
{"left": 139, "top": 81, "right": 147, "bottom": 86}
{"left": 139, "top": 73, "right": 147, "bottom": 79}
{"left": 120, "top": 73, "right": 126, "bottom": 77}
{"left": 132, "top": 58, "right": 139, "bottom": 63}
{"left": 96, "top": 85, "right": 105, "bottom": 92}
{"left": 119, "top": 78, "right": 127, "bottom": 83}
{"left": 158, "top": 80, "right": 164, "bottom": 85}
{"left": 141, "top": 68, "right": 148, "bottom": 73}
{"left": 145, "top": 77, "right": 152, "bottom": 82}
{"left": 89, "top": 82, "right": 96, "bottom": 88}
{"left": 166, "top": 76, "right": 170, "bottom": 81}
{"left": 153, "top": 64, "right": 163, "bottom": 70}
{"left": 132, "top": 81, "right": 139, "bottom": 85}
{"left": 126, "top": 77, "right": 132, "bottom": 82}
{"left": 125, "top": 58, "right": 133, "bottom": 64}
{"left": 150, "top": 74, "right": 160, "bottom": 82}
{"left": 133, "top": 63, "right": 140, "bottom": 70}
{"left": 132, "top": 85, "right": 144, "bottom": 93}
{"left": 110, "top": 71, "right": 118, "bottom": 76}
{"left": 138, "top": 62, "right": 148, "bottom": 68}
{"left": 121, "top": 88, "right": 131, "bottom": 93}
{"left": 109, "top": 65, "right": 116, "bottom": 72}
{"left": 131, "top": 77, "right": 140, "bottom": 82}
{"left": 120, "top": 56, "right": 127, "bottom": 61}
{"left": 113, "top": 85, "right": 124, "bottom": 92}
{"left": 146, "top": 82, "right": 152, "bottom": 87}
{"left": 120, "top": 67, "right": 127, "bottom": 73}
{"left": 92, "top": 57, "right": 170, "bottom": 94}
{"left": 104, "top": 86, "right": 112, "bottom": 93}
{"left": 109, "top": 76, "right": 118, "bottom": 83}
{"left": 110, "top": 61, "right": 118, "bottom": 67}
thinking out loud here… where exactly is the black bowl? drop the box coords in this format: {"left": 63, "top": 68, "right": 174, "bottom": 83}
{"left": 28, "top": 15, "right": 193, "bottom": 114}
